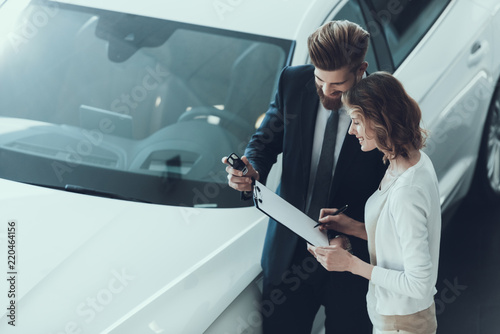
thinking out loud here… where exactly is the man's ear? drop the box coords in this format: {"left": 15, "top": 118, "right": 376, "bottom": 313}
{"left": 358, "top": 61, "right": 368, "bottom": 77}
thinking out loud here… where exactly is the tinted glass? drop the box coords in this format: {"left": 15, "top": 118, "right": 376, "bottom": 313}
{"left": 367, "top": 0, "right": 450, "bottom": 68}
{"left": 0, "top": 0, "right": 292, "bottom": 207}
{"left": 334, "top": 0, "right": 379, "bottom": 72}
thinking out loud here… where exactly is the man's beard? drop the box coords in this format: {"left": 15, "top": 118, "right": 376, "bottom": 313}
{"left": 315, "top": 74, "right": 360, "bottom": 111}
{"left": 316, "top": 86, "right": 343, "bottom": 111}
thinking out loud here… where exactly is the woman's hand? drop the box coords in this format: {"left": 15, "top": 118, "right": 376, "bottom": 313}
{"left": 317, "top": 209, "right": 368, "bottom": 240}
{"left": 317, "top": 208, "right": 352, "bottom": 234}
{"left": 307, "top": 243, "right": 317, "bottom": 258}
{"left": 307, "top": 236, "right": 349, "bottom": 260}
{"left": 313, "top": 242, "right": 354, "bottom": 272}
{"left": 309, "top": 238, "right": 374, "bottom": 279}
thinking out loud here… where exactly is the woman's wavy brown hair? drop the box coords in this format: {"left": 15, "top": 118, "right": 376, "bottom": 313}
{"left": 342, "top": 72, "right": 427, "bottom": 161}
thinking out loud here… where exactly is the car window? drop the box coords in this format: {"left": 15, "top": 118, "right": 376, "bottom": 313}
{"left": 0, "top": 0, "right": 292, "bottom": 207}
{"left": 334, "top": 0, "right": 379, "bottom": 72}
{"left": 365, "top": 0, "right": 450, "bottom": 68}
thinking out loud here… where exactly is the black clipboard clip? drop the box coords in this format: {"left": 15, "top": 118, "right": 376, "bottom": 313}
{"left": 252, "top": 178, "right": 262, "bottom": 205}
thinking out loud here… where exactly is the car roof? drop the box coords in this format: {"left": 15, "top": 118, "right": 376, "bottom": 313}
{"left": 51, "top": 0, "right": 340, "bottom": 40}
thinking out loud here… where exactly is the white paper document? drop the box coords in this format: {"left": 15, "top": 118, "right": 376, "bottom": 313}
{"left": 253, "top": 180, "right": 329, "bottom": 246}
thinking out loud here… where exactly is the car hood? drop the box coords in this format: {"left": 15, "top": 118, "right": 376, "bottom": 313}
{"left": 0, "top": 178, "right": 267, "bottom": 333}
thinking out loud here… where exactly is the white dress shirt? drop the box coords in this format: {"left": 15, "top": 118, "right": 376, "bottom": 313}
{"left": 306, "top": 103, "right": 350, "bottom": 206}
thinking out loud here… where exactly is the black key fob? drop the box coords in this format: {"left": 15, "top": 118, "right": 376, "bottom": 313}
{"left": 227, "top": 152, "right": 248, "bottom": 175}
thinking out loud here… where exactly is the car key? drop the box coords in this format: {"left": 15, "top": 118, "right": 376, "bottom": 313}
{"left": 227, "top": 152, "right": 248, "bottom": 175}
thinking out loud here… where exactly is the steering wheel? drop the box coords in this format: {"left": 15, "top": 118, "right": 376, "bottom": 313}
{"left": 177, "top": 106, "right": 255, "bottom": 136}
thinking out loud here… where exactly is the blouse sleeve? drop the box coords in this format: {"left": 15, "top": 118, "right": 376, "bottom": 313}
{"left": 370, "top": 184, "right": 435, "bottom": 299}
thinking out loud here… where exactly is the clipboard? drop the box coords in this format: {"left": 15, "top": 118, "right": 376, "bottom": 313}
{"left": 253, "top": 180, "right": 329, "bottom": 246}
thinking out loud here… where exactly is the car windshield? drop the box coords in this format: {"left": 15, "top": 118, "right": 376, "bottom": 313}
{"left": 0, "top": 0, "right": 292, "bottom": 207}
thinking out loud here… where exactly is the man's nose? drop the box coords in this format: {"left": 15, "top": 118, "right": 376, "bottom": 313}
{"left": 322, "top": 83, "right": 331, "bottom": 96}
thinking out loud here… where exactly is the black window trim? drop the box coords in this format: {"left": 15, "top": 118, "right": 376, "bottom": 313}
{"left": 360, "top": 0, "right": 452, "bottom": 72}
{"left": 359, "top": 0, "right": 395, "bottom": 73}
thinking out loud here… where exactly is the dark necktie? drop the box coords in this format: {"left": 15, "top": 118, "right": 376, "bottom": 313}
{"left": 306, "top": 110, "right": 339, "bottom": 221}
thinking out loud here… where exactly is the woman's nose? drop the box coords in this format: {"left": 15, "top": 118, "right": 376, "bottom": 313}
{"left": 348, "top": 122, "right": 355, "bottom": 135}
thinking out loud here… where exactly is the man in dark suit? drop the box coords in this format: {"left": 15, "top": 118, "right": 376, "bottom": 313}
{"left": 224, "top": 21, "right": 386, "bottom": 333}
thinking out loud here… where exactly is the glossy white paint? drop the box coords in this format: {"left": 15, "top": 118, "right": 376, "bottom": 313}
{"left": 396, "top": 0, "right": 500, "bottom": 212}
{"left": 0, "top": 178, "right": 267, "bottom": 333}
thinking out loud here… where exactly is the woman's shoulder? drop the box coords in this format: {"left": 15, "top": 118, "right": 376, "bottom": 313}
{"left": 396, "top": 152, "right": 437, "bottom": 187}
{"left": 389, "top": 154, "right": 440, "bottom": 209}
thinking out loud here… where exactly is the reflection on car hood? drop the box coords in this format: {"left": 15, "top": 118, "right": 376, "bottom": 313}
{"left": 0, "top": 178, "right": 267, "bottom": 333}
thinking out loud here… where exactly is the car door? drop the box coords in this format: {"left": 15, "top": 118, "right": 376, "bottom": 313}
{"left": 362, "top": 0, "right": 495, "bottom": 211}
{"left": 332, "top": 0, "right": 495, "bottom": 212}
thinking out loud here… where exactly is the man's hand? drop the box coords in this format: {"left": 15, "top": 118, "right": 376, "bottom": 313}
{"left": 222, "top": 155, "right": 259, "bottom": 192}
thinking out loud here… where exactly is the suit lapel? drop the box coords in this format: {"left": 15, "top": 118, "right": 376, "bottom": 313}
{"left": 298, "top": 77, "right": 319, "bottom": 196}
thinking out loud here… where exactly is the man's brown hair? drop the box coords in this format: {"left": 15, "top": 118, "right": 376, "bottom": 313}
{"left": 307, "top": 20, "right": 370, "bottom": 71}
{"left": 342, "top": 72, "right": 427, "bottom": 161}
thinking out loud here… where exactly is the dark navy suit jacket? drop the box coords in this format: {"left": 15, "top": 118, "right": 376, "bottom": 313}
{"left": 245, "top": 65, "right": 386, "bottom": 285}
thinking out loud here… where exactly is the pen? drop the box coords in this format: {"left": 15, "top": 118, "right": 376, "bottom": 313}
{"left": 313, "top": 204, "right": 348, "bottom": 228}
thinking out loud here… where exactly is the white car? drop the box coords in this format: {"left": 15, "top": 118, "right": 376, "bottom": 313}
{"left": 0, "top": 0, "right": 498, "bottom": 333}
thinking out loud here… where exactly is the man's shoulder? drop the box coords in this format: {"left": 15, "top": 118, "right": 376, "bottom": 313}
{"left": 280, "top": 64, "right": 315, "bottom": 91}
{"left": 282, "top": 64, "right": 314, "bottom": 79}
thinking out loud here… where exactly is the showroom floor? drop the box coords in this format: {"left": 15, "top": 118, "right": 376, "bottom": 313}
{"left": 436, "top": 188, "right": 500, "bottom": 334}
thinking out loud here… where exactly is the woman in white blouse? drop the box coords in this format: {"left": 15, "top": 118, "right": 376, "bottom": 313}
{"left": 308, "top": 72, "right": 441, "bottom": 334}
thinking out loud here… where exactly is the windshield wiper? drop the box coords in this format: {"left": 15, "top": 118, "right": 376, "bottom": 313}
{"left": 21, "top": 182, "right": 151, "bottom": 203}
{"left": 64, "top": 184, "right": 152, "bottom": 203}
